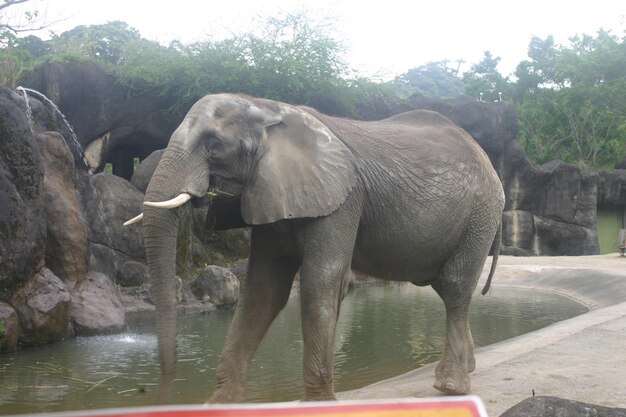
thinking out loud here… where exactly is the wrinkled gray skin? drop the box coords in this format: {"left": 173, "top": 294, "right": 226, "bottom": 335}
{"left": 142, "top": 93, "right": 504, "bottom": 403}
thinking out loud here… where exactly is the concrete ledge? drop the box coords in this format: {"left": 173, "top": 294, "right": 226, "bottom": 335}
{"left": 339, "top": 254, "right": 626, "bottom": 416}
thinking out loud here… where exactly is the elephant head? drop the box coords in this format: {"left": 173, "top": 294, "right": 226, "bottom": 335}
{"left": 133, "top": 94, "right": 358, "bottom": 400}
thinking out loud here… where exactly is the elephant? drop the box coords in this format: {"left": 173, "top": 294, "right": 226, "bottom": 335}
{"left": 126, "top": 93, "right": 504, "bottom": 403}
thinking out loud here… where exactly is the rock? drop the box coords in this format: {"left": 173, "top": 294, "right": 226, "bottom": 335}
{"left": 597, "top": 169, "right": 626, "bottom": 205}
{"left": 229, "top": 258, "right": 249, "bottom": 281}
{"left": 88, "top": 243, "right": 125, "bottom": 285}
{"left": 87, "top": 173, "right": 144, "bottom": 257}
{"left": 130, "top": 149, "right": 164, "bottom": 193}
{"left": 71, "top": 271, "right": 126, "bottom": 336}
{"left": 36, "top": 131, "right": 88, "bottom": 288}
{"left": 84, "top": 131, "right": 110, "bottom": 172}
{"left": 82, "top": 173, "right": 144, "bottom": 277}
{"left": 0, "top": 86, "right": 46, "bottom": 297}
{"left": 500, "top": 396, "right": 626, "bottom": 417}
{"left": 10, "top": 268, "right": 71, "bottom": 346}
{"left": 116, "top": 261, "right": 149, "bottom": 287}
{"left": 21, "top": 61, "right": 181, "bottom": 170}
{"left": 502, "top": 143, "right": 601, "bottom": 255}
{"left": 190, "top": 265, "right": 240, "bottom": 307}
{"left": 0, "top": 301, "right": 19, "bottom": 353}
{"left": 616, "top": 157, "right": 626, "bottom": 170}
{"left": 534, "top": 215, "right": 598, "bottom": 255}
{"left": 502, "top": 210, "right": 535, "bottom": 251}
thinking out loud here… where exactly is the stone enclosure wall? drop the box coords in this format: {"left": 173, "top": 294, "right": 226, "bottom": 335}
{"left": 1, "top": 61, "right": 625, "bottom": 351}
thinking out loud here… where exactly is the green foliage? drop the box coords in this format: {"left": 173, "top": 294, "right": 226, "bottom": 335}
{"left": 2, "top": 4, "right": 625, "bottom": 169}
{"left": 463, "top": 51, "right": 512, "bottom": 102}
{"left": 391, "top": 61, "right": 465, "bottom": 99}
{"left": 75, "top": 13, "right": 377, "bottom": 117}
{"left": 515, "top": 30, "right": 626, "bottom": 167}
{"left": 0, "top": 42, "right": 34, "bottom": 86}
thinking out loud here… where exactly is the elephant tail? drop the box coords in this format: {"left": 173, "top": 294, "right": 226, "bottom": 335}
{"left": 481, "top": 221, "right": 502, "bottom": 295}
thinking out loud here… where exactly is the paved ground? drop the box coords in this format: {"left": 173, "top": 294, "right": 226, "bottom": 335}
{"left": 338, "top": 254, "right": 626, "bottom": 416}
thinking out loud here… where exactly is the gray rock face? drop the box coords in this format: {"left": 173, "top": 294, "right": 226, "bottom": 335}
{"left": 116, "top": 261, "right": 149, "bottom": 287}
{"left": 190, "top": 265, "right": 240, "bottom": 307}
{"left": 131, "top": 149, "right": 164, "bottom": 193}
{"left": 501, "top": 396, "right": 626, "bottom": 417}
{"left": 82, "top": 173, "right": 144, "bottom": 278}
{"left": 502, "top": 144, "right": 601, "bottom": 255}
{"left": 597, "top": 169, "right": 626, "bottom": 204}
{"left": 20, "top": 61, "right": 182, "bottom": 166}
{"left": 0, "top": 87, "right": 46, "bottom": 298}
{"left": 10, "top": 268, "right": 71, "bottom": 346}
{"left": 71, "top": 272, "right": 126, "bottom": 336}
{"left": 36, "top": 131, "right": 88, "bottom": 288}
{"left": 0, "top": 301, "right": 19, "bottom": 353}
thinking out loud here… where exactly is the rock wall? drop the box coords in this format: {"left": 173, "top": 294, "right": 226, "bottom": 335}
{"left": 0, "top": 87, "right": 45, "bottom": 298}
{"left": 0, "top": 84, "right": 245, "bottom": 352}
{"left": 0, "top": 86, "right": 129, "bottom": 350}
{"left": 20, "top": 62, "right": 185, "bottom": 179}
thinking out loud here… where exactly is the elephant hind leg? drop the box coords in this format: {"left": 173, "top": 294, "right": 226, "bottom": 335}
{"left": 431, "top": 297, "right": 474, "bottom": 395}
{"left": 431, "top": 239, "right": 491, "bottom": 394}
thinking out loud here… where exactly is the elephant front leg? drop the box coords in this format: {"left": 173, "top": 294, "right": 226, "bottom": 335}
{"left": 209, "top": 227, "right": 299, "bottom": 403}
{"left": 300, "top": 284, "right": 342, "bottom": 401}
{"left": 297, "top": 206, "right": 360, "bottom": 401}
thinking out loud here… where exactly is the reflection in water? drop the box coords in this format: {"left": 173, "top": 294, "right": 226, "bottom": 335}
{"left": 0, "top": 285, "right": 587, "bottom": 413}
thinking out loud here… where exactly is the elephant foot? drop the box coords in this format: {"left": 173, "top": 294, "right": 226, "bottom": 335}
{"left": 467, "top": 353, "right": 476, "bottom": 373}
{"left": 433, "top": 375, "right": 470, "bottom": 395}
{"left": 434, "top": 364, "right": 470, "bottom": 395}
{"left": 303, "top": 393, "right": 338, "bottom": 402}
{"left": 207, "top": 386, "right": 245, "bottom": 404}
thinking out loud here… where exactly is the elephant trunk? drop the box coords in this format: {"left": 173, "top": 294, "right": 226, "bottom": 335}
{"left": 144, "top": 204, "right": 178, "bottom": 402}
{"left": 142, "top": 135, "right": 211, "bottom": 402}
{"left": 142, "top": 150, "right": 190, "bottom": 403}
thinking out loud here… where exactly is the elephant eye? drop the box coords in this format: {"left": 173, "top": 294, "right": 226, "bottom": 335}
{"left": 205, "top": 136, "right": 222, "bottom": 155}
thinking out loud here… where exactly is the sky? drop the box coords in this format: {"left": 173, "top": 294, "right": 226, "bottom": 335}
{"left": 10, "top": 0, "right": 626, "bottom": 80}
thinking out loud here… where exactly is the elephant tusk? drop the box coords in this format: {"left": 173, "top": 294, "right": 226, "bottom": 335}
{"left": 123, "top": 213, "right": 144, "bottom": 226}
{"left": 144, "top": 192, "right": 192, "bottom": 209}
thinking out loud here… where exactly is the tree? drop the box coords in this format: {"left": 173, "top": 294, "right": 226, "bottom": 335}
{"left": 516, "top": 31, "right": 626, "bottom": 167}
{"left": 50, "top": 21, "right": 144, "bottom": 65}
{"left": 513, "top": 36, "right": 559, "bottom": 100}
{"left": 391, "top": 61, "right": 465, "bottom": 99}
{"left": 462, "top": 51, "right": 511, "bottom": 102}
{"left": 0, "top": 0, "right": 63, "bottom": 86}
{"left": 1, "top": 0, "right": 53, "bottom": 47}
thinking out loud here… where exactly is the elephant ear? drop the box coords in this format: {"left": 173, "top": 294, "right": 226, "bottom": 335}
{"left": 241, "top": 105, "right": 358, "bottom": 225}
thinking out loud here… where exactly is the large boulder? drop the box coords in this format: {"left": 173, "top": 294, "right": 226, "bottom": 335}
{"left": 71, "top": 272, "right": 126, "bottom": 336}
{"left": 10, "top": 268, "right": 71, "bottom": 346}
{"left": 130, "top": 149, "right": 164, "bottom": 193}
{"left": 82, "top": 172, "right": 144, "bottom": 278}
{"left": 36, "top": 131, "right": 88, "bottom": 289}
{"left": 116, "top": 260, "right": 149, "bottom": 287}
{"left": 190, "top": 265, "right": 240, "bottom": 307}
{"left": 501, "top": 396, "right": 626, "bottom": 417}
{"left": 0, "top": 87, "right": 46, "bottom": 298}
{"left": 0, "top": 301, "right": 19, "bottom": 353}
{"left": 21, "top": 62, "right": 184, "bottom": 171}
{"left": 501, "top": 143, "right": 600, "bottom": 255}
{"left": 597, "top": 169, "right": 626, "bottom": 205}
